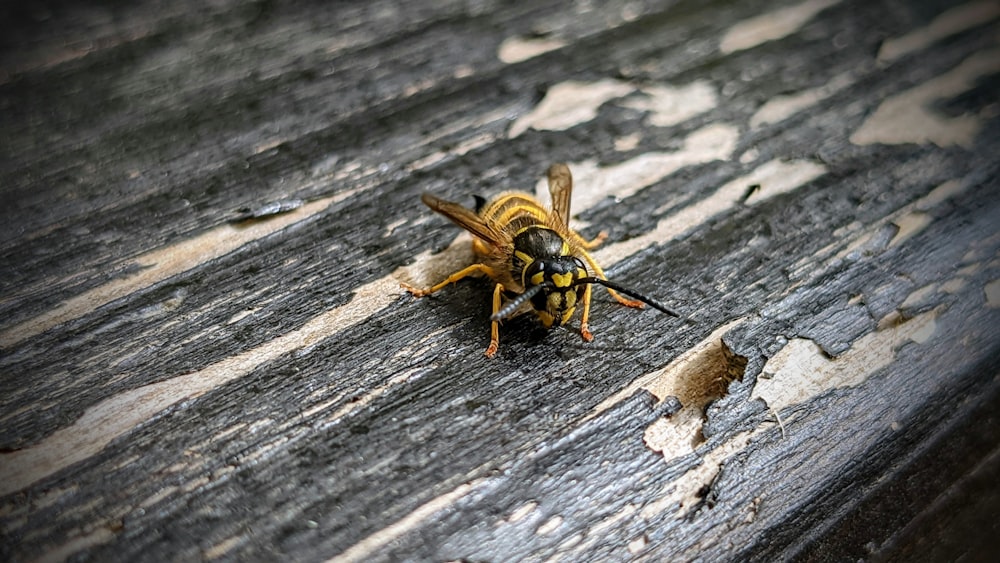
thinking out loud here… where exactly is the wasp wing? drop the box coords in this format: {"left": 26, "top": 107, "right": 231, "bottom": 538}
{"left": 546, "top": 163, "right": 573, "bottom": 227}
{"left": 421, "top": 192, "right": 505, "bottom": 249}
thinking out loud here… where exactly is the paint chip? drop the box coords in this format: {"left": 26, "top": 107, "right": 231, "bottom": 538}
{"left": 498, "top": 36, "right": 566, "bottom": 63}
{"left": 720, "top": 0, "right": 840, "bottom": 54}
{"left": 750, "top": 72, "right": 855, "bottom": 128}
{"left": 851, "top": 48, "right": 1000, "bottom": 148}
{"left": 618, "top": 81, "right": 718, "bottom": 127}
{"left": 985, "top": 279, "right": 1000, "bottom": 308}
{"left": 877, "top": 1, "right": 1000, "bottom": 64}
{"left": 537, "top": 515, "right": 563, "bottom": 535}
{"left": 509, "top": 79, "right": 634, "bottom": 137}
{"left": 752, "top": 309, "right": 938, "bottom": 413}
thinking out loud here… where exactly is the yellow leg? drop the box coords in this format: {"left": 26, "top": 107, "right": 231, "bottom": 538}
{"left": 577, "top": 230, "right": 608, "bottom": 250}
{"left": 485, "top": 283, "right": 503, "bottom": 357}
{"left": 579, "top": 250, "right": 644, "bottom": 308}
{"left": 400, "top": 264, "right": 497, "bottom": 297}
{"left": 579, "top": 283, "right": 594, "bottom": 342}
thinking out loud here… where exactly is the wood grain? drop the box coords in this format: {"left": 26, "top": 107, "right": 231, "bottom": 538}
{"left": 2, "top": 0, "right": 999, "bottom": 560}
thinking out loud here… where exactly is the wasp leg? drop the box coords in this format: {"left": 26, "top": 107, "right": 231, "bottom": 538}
{"left": 579, "top": 283, "right": 594, "bottom": 342}
{"left": 578, "top": 250, "right": 645, "bottom": 308}
{"left": 486, "top": 283, "right": 503, "bottom": 357}
{"left": 577, "top": 230, "right": 608, "bottom": 250}
{"left": 400, "top": 264, "right": 497, "bottom": 297}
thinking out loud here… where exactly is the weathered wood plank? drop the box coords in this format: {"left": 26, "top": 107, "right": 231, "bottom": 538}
{"left": 2, "top": 0, "right": 999, "bottom": 561}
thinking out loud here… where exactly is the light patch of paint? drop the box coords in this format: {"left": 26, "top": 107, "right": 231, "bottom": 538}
{"left": 750, "top": 72, "right": 855, "bottom": 128}
{"left": 584, "top": 319, "right": 745, "bottom": 458}
{"left": 618, "top": 81, "right": 718, "bottom": 127}
{"left": 915, "top": 179, "right": 965, "bottom": 211}
{"left": 888, "top": 180, "right": 969, "bottom": 248}
{"left": 536, "top": 515, "right": 563, "bottom": 535}
{"left": 986, "top": 279, "right": 1000, "bottom": 308}
{"left": 877, "top": 1, "right": 1000, "bottom": 64}
{"left": 720, "top": 0, "right": 840, "bottom": 54}
{"left": 36, "top": 527, "right": 116, "bottom": 563}
{"left": 643, "top": 408, "right": 705, "bottom": 459}
{"left": 0, "top": 246, "right": 446, "bottom": 496}
{"left": 0, "top": 192, "right": 352, "bottom": 349}
{"left": 204, "top": 535, "right": 244, "bottom": 560}
{"left": 0, "top": 122, "right": 740, "bottom": 497}
{"left": 329, "top": 479, "right": 484, "bottom": 563}
{"left": 752, "top": 309, "right": 938, "bottom": 413}
{"left": 594, "top": 158, "right": 826, "bottom": 265}
{"left": 509, "top": 79, "right": 635, "bottom": 137}
{"left": 614, "top": 132, "right": 642, "bottom": 152}
{"left": 506, "top": 501, "right": 539, "bottom": 524}
{"left": 890, "top": 212, "right": 933, "bottom": 247}
{"left": 640, "top": 428, "right": 759, "bottom": 520}
{"left": 955, "top": 262, "right": 979, "bottom": 276}
{"left": 939, "top": 277, "right": 968, "bottom": 294}
{"left": 851, "top": 48, "right": 1000, "bottom": 148}
{"left": 407, "top": 131, "right": 499, "bottom": 171}
{"left": 537, "top": 124, "right": 739, "bottom": 215}
{"left": 582, "top": 503, "right": 637, "bottom": 538}
{"left": 407, "top": 105, "right": 518, "bottom": 171}
{"left": 139, "top": 484, "right": 180, "bottom": 509}
{"left": 510, "top": 79, "right": 719, "bottom": 138}
{"left": 225, "top": 308, "right": 257, "bottom": 325}
{"left": 497, "top": 36, "right": 566, "bottom": 63}
{"left": 899, "top": 283, "right": 938, "bottom": 309}
{"left": 830, "top": 179, "right": 968, "bottom": 263}
{"left": 627, "top": 535, "right": 648, "bottom": 554}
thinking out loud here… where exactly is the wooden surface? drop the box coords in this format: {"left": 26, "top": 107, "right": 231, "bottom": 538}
{"left": 2, "top": 0, "right": 1000, "bottom": 561}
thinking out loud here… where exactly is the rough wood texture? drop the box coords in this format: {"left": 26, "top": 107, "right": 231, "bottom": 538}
{"left": 2, "top": 0, "right": 999, "bottom": 561}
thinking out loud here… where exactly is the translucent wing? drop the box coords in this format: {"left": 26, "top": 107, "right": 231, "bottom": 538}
{"left": 547, "top": 163, "right": 573, "bottom": 227}
{"left": 421, "top": 192, "right": 505, "bottom": 248}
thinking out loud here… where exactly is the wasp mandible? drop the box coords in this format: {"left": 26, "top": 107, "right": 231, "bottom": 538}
{"left": 402, "top": 163, "right": 678, "bottom": 357}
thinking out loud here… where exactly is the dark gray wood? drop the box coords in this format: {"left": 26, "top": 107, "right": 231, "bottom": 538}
{"left": 2, "top": 0, "right": 999, "bottom": 561}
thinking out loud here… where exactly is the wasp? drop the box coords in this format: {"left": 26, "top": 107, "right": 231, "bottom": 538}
{"left": 402, "top": 163, "right": 678, "bottom": 357}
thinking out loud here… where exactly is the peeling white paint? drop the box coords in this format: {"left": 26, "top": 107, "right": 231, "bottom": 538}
{"left": 329, "top": 479, "right": 485, "bottom": 563}
{"left": 889, "top": 180, "right": 969, "bottom": 247}
{"left": 618, "top": 80, "right": 718, "bottom": 127}
{"left": 510, "top": 79, "right": 719, "bottom": 138}
{"left": 851, "top": 48, "right": 1000, "bottom": 148}
{"left": 498, "top": 36, "right": 566, "bottom": 63}
{"left": 537, "top": 123, "right": 740, "bottom": 216}
{"left": 750, "top": 72, "right": 855, "bottom": 128}
{"left": 877, "top": 1, "right": 1000, "bottom": 64}
{"left": 0, "top": 192, "right": 353, "bottom": 349}
{"left": 584, "top": 318, "right": 746, "bottom": 467}
{"left": 890, "top": 213, "right": 933, "bottom": 248}
{"left": 640, "top": 428, "right": 759, "bottom": 520}
{"left": 594, "top": 158, "right": 826, "bottom": 265}
{"left": 0, "top": 119, "right": 742, "bottom": 497}
{"left": 986, "top": 279, "right": 1000, "bottom": 308}
{"left": 36, "top": 528, "right": 117, "bottom": 563}
{"left": 752, "top": 309, "right": 939, "bottom": 413}
{"left": 509, "top": 79, "right": 635, "bottom": 137}
{"left": 627, "top": 534, "right": 648, "bottom": 554}
{"left": 720, "top": 0, "right": 840, "bottom": 54}
{"left": 899, "top": 283, "right": 938, "bottom": 309}
{"left": 643, "top": 408, "right": 705, "bottom": 459}
{"left": 536, "top": 515, "right": 563, "bottom": 535}
{"left": 506, "top": 501, "right": 539, "bottom": 524}
{"left": 0, "top": 250, "right": 438, "bottom": 495}
{"left": 614, "top": 132, "right": 642, "bottom": 152}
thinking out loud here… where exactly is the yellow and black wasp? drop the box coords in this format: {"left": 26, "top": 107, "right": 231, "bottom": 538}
{"left": 402, "top": 163, "right": 678, "bottom": 357}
